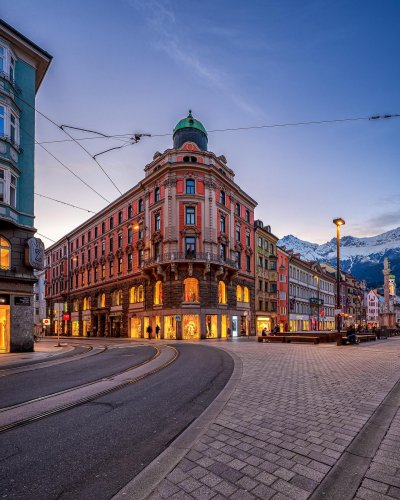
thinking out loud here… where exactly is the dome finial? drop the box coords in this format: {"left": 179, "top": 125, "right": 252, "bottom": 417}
{"left": 188, "top": 109, "right": 192, "bottom": 117}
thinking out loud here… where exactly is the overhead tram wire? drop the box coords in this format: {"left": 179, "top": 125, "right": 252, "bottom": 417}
{"left": 35, "top": 193, "right": 96, "bottom": 214}
{"left": 36, "top": 232, "right": 56, "bottom": 243}
{"left": 18, "top": 123, "right": 111, "bottom": 203}
{"left": 14, "top": 94, "right": 124, "bottom": 196}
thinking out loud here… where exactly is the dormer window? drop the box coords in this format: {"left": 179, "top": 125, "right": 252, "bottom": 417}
{"left": 186, "top": 179, "right": 195, "bottom": 194}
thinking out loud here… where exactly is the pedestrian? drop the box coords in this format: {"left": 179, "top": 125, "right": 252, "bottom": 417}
{"left": 346, "top": 324, "right": 358, "bottom": 345}
{"left": 87, "top": 329, "right": 91, "bottom": 337}
{"left": 155, "top": 324, "right": 160, "bottom": 339}
{"left": 227, "top": 327, "right": 231, "bottom": 339}
{"left": 261, "top": 327, "right": 267, "bottom": 337}
{"left": 274, "top": 325, "right": 280, "bottom": 335}
{"left": 146, "top": 324, "right": 153, "bottom": 339}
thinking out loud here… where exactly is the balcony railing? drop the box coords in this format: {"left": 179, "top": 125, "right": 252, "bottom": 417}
{"left": 142, "top": 252, "right": 238, "bottom": 269}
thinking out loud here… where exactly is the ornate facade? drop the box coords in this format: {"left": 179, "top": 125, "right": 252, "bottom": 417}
{"left": 45, "top": 112, "right": 257, "bottom": 339}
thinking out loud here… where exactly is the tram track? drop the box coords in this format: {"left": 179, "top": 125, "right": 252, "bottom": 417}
{"left": 0, "top": 345, "right": 179, "bottom": 434}
{"left": 0, "top": 342, "right": 103, "bottom": 377}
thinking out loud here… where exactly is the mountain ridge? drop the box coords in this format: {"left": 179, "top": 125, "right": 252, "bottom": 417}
{"left": 278, "top": 227, "right": 400, "bottom": 288}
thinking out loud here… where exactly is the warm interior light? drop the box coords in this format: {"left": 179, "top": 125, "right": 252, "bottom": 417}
{"left": 133, "top": 224, "right": 140, "bottom": 230}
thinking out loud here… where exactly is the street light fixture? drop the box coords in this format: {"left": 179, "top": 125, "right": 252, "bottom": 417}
{"left": 333, "top": 217, "right": 345, "bottom": 344}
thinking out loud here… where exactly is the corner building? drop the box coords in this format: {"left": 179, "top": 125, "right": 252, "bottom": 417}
{"left": 45, "top": 112, "right": 257, "bottom": 340}
{"left": 0, "top": 21, "right": 51, "bottom": 352}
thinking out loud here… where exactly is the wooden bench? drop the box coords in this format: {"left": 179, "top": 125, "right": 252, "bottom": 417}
{"left": 285, "top": 335, "right": 320, "bottom": 345}
{"left": 258, "top": 335, "right": 285, "bottom": 343}
{"left": 356, "top": 334, "right": 377, "bottom": 342}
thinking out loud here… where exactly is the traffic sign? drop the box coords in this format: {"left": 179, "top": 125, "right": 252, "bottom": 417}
{"left": 175, "top": 315, "right": 181, "bottom": 321}
{"left": 42, "top": 318, "right": 50, "bottom": 325}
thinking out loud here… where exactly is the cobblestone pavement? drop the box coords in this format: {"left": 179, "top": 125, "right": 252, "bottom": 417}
{"left": 150, "top": 338, "right": 400, "bottom": 499}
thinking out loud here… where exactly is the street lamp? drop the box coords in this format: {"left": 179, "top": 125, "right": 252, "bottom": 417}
{"left": 333, "top": 218, "right": 345, "bottom": 344}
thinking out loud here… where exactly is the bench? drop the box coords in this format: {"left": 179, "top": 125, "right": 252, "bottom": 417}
{"left": 258, "top": 335, "right": 285, "bottom": 343}
{"left": 286, "top": 335, "right": 320, "bottom": 345}
{"left": 356, "top": 334, "right": 377, "bottom": 342}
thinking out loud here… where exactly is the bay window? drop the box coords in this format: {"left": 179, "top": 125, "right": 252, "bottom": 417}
{"left": 0, "top": 167, "right": 17, "bottom": 207}
{"left": 0, "top": 104, "right": 19, "bottom": 146}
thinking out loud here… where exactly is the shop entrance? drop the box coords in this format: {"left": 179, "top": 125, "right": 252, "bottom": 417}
{"left": 232, "top": 316, "right": 238, "bottom": 337}
{"left": 110, "top": 317, "right": 121, "bottom": 337}
{"left": 0, "top": 305, "right": 10, "bottom": 353}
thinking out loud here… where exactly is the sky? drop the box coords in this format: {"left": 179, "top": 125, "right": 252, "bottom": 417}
{"left": 5, "top": 0, "right": 400, "bottom": 245}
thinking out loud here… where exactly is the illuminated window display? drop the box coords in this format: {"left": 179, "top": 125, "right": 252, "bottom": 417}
{"left": 73, "top": 299, "right": 79, "bottom": 312}
{"left": 256, "top": 316, "right": 271, "bottom": 334}
{"left": 236, "top": 285, "right": 243, "bottom": 302}
{"left": 82, "top": 319, "right": 91, "bottom": 335}
{"left": 72, "top": 321, "right": 79, "bottom": 336}
{"left": 183, "top": 314, "right": 200, "bottom": 339}
{"left": 218, "top": 281, "right": 227, "bottom": 304}
{"left": 206, "top": 315, "right": 218, "bottom": 338}
{"left": 83, "top": 297, "right": 91, "bottom": 310}
{"left": 130, "top": 285, "right": 144, "bottom": 303}
{"left": 154, "top": 281, "right": 163, "bottom": 305}
{"left": 112, "top": 290, "right": 123, "bottom": 306}
{"left": 184, "top": 278, "right": 199, "bottom": 302}
{"left": 164, "top": 316, "right": 177, "bottom": 339}
{"left": 98, "top": 293, "right": 106, "bottom": 308}
{"left": 130, "top": 317, "right": 142, "bottom": 338}
{"left": 243, "top": 287, "right": 250, "bottom": 303}
{"left": 0, "top": 236, "right": 10, "bottom": 269}
{"left": 0, "top": 305, "right": 10, "bottom": 352}
{"left": 221, "top": 315, "right": 228, "bottom": 338}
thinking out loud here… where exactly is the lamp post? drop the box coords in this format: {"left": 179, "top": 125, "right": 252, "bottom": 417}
{"left": 333, "top": 218, "right": 345, "bottom": 344}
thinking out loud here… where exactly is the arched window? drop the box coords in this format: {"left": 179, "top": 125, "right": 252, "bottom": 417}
{"left": 154, "top": 280, "right": 163, "bottom": 305}
{"left": 83, "top": 297, "right": 91, "bottom": 310}
{"left": 236, "top": 285, "right": 243, "bottom": 302}
{"left": 98, "top": 293, "right": 106, "bottom": 308}
{"left": 243, "top": 287, "right": 250, "bottom": 303}
{"left": 186, "top": 179, "right": 195, "bottom": 194}
{"left": 73, "top": 299, "right": 79, "bottom": 312}
{"left": 218, "top": 281, "right": 227, "bottom": 304}
{"left": 112, "top": 290, "right": 122, "bottom": 306}
{"left": 0, "top": 236, "right": 11, "bottom": 269}
{"left": 184, "top": 278, "right": 199, "bottom": 302}
{"left": 130, "top": 285, "right": 144, "bottom": 304}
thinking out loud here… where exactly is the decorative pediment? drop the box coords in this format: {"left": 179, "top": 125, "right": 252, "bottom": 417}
{"left": 218, "top": 233, "right": 229, "bottom": 245}
{"left": 234, "top": 241, "right": 243, "bottom": 252}
{"left": 125, "top": 244, "right": 134, "bottom": 254}
{"left": 136, "top": 239, "right": 145, "bottom": 250}
{"left": 180, "top": 141, "right": 200, "bottom": 152}
{"left": 116, "top": 248, "right": 124, "bottom": 258}
{"left": 86, "top": 262, "right": 92, "bottom": 270}
{"left": 79, "top": 265, "right": 85, "bottom": 273}
{"left": 151, "top": 230, "right": 163, "bottom": 243}
{"left": 245, "top": 246, "right": 253, "bottom": 256}
{"left": 107, "top": 253, "right": 114, "bottom": 262}
{"left": 92, "top": 259, "right": 99, "bottom": 268}
{"left": 180, "top": 226, "right": 201, "bottom": 237}
{"left": 99, "top": 255, "right": 106, "bottom": 265}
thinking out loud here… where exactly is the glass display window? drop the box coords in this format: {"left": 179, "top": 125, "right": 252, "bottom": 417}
{"left": 130, "top": 317, "right": 142, "bottom": 338}
{"left": 183, "top": 314, "right": 200, "bottom": 339}
{"left": 72, "top": 321, "right": 79, "bottom": 336}
{"left": 218, "top": 281, "right": 227, "bottom": 304}
{"left": 206, "top": 315, "right": 218, "bottom": 338}
{"left": 0, "top": 305, "right": 10, "bottom": 352}
{"left": 164, "top": 316, "right": 177, "bottom": 339}
{"left": 184, "top": 277, "right": 199, "bottom": 302}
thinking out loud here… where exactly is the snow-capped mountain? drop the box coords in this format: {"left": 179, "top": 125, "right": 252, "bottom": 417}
{"left": 279, "top": 227, "right": 400, "bottom": 288}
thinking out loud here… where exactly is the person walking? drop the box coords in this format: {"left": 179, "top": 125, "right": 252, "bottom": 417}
{"left": 146, "top": 324, "right": 153, "bottom": 339}
{"left": 155, "top": 324, "right": 160, "bottom": 339}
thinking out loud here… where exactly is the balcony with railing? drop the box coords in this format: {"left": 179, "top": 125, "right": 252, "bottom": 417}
{"left": 142, "top": 252, "right": 238, "bottom": 270}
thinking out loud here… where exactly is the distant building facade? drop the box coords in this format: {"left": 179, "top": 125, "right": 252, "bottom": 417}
{"left": 0, "top": 20, "right": 51, "bottom": 352}
{"left": 366, "top": 289, "right": 380, "bottom": 325}
{"left": 254, "top": 220, "right": 278, "bottom": 333}
{"left": 277, "top": 246, "right": 289, "bottom": 331}
{"left": 45, "top": 112, "right": 257, "bottom": 340}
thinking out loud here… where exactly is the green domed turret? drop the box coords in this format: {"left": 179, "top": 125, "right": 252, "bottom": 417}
{"left": 173, "top": 110, "right": 208, "bottom": 151}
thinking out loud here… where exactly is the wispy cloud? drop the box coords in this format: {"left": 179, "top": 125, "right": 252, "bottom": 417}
{"left": 128, "top": 0, "right": 259, "bottom": 116}
{"left": 350, "top": 208, "right": 400, "bottom": 237}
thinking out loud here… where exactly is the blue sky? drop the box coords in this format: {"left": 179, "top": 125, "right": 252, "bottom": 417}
{"left": 5, "top": 0, "right": 400, "bottom": 244}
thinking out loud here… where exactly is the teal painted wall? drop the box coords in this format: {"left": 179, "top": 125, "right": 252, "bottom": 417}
{"left": 15, "top": 59, "right": 36, "bottom": 227}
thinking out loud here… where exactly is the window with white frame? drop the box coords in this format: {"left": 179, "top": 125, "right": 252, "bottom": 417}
{"left": 0, "top": 43, "right": 16, "bottom": 81}
{"left": 0, "top": 167, "right": 17, "bottom": 207}
{"left": 0, "top": 103, "right": 19, "bottom": 145}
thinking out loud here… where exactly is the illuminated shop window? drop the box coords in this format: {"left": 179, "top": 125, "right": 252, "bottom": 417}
{"left": 243, "top": 287, "right": 250, "bottom": 303}
{"left": 154, "top": 280, "right": 163, "bottom": 305}
{"left": 130, "top": 317, "right": 142, "bottom": 338}
{"left": 0, "top": 236, "right": 11, "bottom": 269}
{"left": 83, "top": 296, "right": 91, "bottom": 310}
{"left": 98, "top": 293, "right": 106, "bottom": 308}
{"left": 236, "top": 285, "right": 243, "bottom": 302}
{"left": 72, "top": 321, "right": 79, "bottom": 336}
{"left": 206, "top": 315, "right": 218, "bottom": 338}
{"left": 184, "top": 277, "right": 199, "bottom": 302}
{"left": 218, "top": 281, "right": 227, "bottom": 304}
{"left": 183, "top": 314, "right": 200, "bottom": 339}
{"left": 73, "top": 299, "right": 79, "bottom": 312}
{"left": 164, "top": 316, "right": 177, "bottom": 339}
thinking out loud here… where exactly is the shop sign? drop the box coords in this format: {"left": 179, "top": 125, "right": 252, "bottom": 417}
{"left": 175, "top": 315, "right": 182, "bottom": 321}
{"left": 15, "top": 296, "right": 31, "bottom": 306}
{"left": 62, "top": 313, "right": 71, "bottom": 321}
{"left": 42, "top": 318, "right": 50, "bottom": 325}
{"left": 26, "top": 238, "right": 45, "bottom": 270}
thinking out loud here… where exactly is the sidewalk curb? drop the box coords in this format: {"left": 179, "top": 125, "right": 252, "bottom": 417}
{"left": 112, "top": 345, "right": 243, "bottom": 500}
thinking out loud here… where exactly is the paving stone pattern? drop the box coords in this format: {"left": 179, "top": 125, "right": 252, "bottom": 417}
{"left": 151, "top": 339, "right": 400, "bottom": 499}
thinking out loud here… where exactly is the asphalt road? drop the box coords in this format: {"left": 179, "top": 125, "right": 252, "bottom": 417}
{"left": 0, "top": 343, "right": 233, "bottom": 500}
{"left": 0, "top": 345, "right": 157, "bottom": 408}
